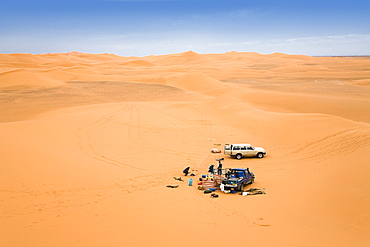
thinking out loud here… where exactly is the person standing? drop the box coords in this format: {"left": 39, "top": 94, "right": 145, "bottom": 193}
{"left": 217, "top": 160, "right": 222, "bottom": 175}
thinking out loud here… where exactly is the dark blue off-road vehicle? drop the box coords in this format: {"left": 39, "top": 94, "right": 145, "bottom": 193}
{"left": 222, "top": 168, "right": 255, "bottom": 191}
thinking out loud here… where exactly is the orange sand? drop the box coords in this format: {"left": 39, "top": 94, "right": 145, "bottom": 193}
{"left": 1, "top": 51, "right": 369, "bottom": 247}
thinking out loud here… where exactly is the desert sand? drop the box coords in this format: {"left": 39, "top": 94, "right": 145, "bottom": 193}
{"left": 0, "top": 51, "right": 369, "bottom": 247}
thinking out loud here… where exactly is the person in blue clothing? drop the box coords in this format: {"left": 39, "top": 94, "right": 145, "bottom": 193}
{"left": 208, "top": 164, "right": 214, "bottom": 173}
{"left": 183, "top": 167, "right": 190, "bottom": 176}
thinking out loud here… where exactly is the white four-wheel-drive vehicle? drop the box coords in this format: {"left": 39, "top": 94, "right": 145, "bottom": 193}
{"left": 224, "top": 144, "right": 266, "bottom": 159}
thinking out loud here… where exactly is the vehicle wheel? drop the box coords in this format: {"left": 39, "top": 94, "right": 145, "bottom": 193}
{"left": 239, "top": 183, "right": 245, "bottom": 191}
{"left": 249, "top": 177, "right": 255, "bottom": 184}
{"left": 257, "top": 153, "right": 264, "bottom": 158}
{"left": 236, "top": 154, "right": 242, "bottom": 160}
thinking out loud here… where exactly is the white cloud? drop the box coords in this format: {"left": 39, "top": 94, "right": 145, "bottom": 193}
{"left": 1, "top": 30, "right": 369, "bottom": 56}
{"left": 204, "top": 34, "right": 370, "bottom": 56}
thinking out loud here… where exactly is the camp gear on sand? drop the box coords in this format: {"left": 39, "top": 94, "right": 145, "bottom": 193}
{"left": 188, "top": 178, "right": 193, "bottom": 186}
{"left": 201, "top": 180, "right": 215, "bottom": 190}
{"left": 190, "top": 169, "right": 197, "bottom": 176}
{"left": 173, "top": 177, "right": 184, "bottom": 182}
{"left": 241, "top": 188, "right": 266, "bottom": 196}
{"left": 166, "top": 185, "right": 179, "bottom": 188}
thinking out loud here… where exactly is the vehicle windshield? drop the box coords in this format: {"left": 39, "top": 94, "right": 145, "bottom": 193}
{"left": 230, "top": 170, "right": 244, "bottom": 175}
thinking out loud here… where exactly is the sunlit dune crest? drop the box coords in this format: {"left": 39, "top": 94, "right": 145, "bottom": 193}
{"left": 1, "top": 51, "right": 369, "bottom": 247}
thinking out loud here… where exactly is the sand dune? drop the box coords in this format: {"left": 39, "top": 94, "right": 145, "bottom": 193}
{"left": 0, "top": 51, "right": 369, "bottom": 247}
{"left": 164, "top": 71, "right": 227, "bottom": 93}
{"left": 119, "top": 60, "right": 155, "bottom": 67}
{"left": 0, "top": 68, "right": 67, "bottom": 88}
{"left": 149, "top": 50, "right": 211, "bottom": 66}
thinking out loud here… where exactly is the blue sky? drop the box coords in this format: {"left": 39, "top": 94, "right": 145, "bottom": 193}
{"left": 1, "top": 0, "right": 369, "bottom": 56}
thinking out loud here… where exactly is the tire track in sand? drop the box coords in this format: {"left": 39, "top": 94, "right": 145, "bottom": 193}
{"left": 286, "top": 127, "right": 370, "bottom": 163}
{"left": 113, "top": 103, "right": 216, "bottom": 158}
{"left": 76, "top": 104, "right": 144, "bottom": 170}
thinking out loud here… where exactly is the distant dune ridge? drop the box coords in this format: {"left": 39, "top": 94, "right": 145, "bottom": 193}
{"left": 1, "top": 51, "right": 369, "bottom": 89}
{"left": 1, "top": 51, "right": 370, "bottom": 247}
